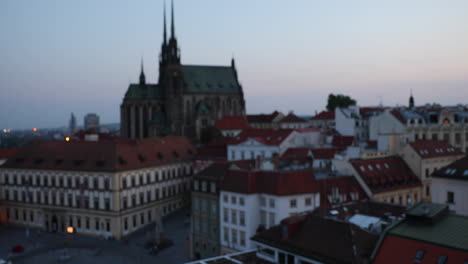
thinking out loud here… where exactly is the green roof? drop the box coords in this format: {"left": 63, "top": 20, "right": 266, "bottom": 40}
{"left": 124, "top": 84, "right": 164, "bottom": 99}
{"left": 181, "top": 65, "right": 241, "bottom": 94}
{"left": 389, "top": 204, "right": 468, "bottom": 251}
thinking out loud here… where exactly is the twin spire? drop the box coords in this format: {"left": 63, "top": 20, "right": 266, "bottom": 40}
{"left": 163, "top": 0, "right": 176, "bottom": 45}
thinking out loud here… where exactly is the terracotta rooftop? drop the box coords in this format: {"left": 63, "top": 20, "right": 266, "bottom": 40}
{"left": 252, "top": 215, "right": 378, "bottom": 263}
{"left": 0, "top": 148, "right": 20, "bottom": 159}
{"left": 433, "top": 155, "right": 468, "bottom": 181}
{"left": 246, "top": 111, "right": 281, "bottom": 123}
{"left": 409, "top": 140, "right": 463, "bottom": 159}
{"left": 280, "top": 113, "right": 306, "bottom": 123}
{"left": 221, "top": 169, "right": 318, "bottom": 195}
{"left": 310, "top": 110, "right": 335, "bottom": 120}
{"left": 311, "top": 148, "right": 339, "bottom": 160}
{"left": 195, "top": 137, "right": 230, "bottom": 160}
{"left": 332, "top": 135, "right": 354, "bottom": 149}
{"left": 316, "top": 175, "right": 368, "bottom": 208}
{"left": 228, "top": 129, "right": 294, "bottom": 146}
{"left": 350, "top": 156, "right": 422, "bottom": 194}
{"left": 2, "top": 137, "right": 195, "bottom": 172}
{"left": 214, "top": 115, "right": 250, "bottom": 130}
{"left": 281, "top": 148, "right": 312, "bottom": 163}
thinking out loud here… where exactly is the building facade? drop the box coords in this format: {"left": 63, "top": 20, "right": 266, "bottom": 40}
{"left": 120, "top": 3, "right": 245, "bottom": 141}
{"left": 84, "top": 113, "right": 100, "bottom": 131}
{"left": 0, "top": 137, "right": 194, "bottom": 239}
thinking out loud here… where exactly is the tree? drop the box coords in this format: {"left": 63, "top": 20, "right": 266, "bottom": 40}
{"left": 326, "top": 93, "right": 357, "bottom": 111}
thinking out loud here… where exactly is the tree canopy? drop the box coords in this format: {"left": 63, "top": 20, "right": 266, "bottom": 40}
{"left": 326, "top": 94, "right": 357, "bottom": 111}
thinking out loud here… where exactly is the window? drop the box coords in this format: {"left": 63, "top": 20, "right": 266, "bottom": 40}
{"left": 132, "top": 215, "right": 137, "bottom": 227}
{"left": 231, "top": 229, "right": 237, "bottom": 244}
{"left": 210, "top": 182, "right": 216, "bottom": 193}
{"left": 269, "top": 212, "right": 275, "bottom": 228}
{"left": 447, "top": 191, "right": 454, "bottom": 204}
{"left": 231, "top": 209, "right": 237, "bottom": 224}
{"left": 106, "top": 220, "right": 110, "bottom": 232}
{"left": 223, "top": 208, "right": 228, "bottom": 222}
{"left": 260, "top": 210, "right": 267, "bottom": 226}
{"left": 414, "top": 249, "right": 425, "bottom": 263}
{"left": 240, "top": 231, "right": 246, "bottom": 247}
{"left": 305, "top": 197, "right": 312, "bottom": 206}
{"left": 269, "top": 198, "right": 275, "bottom": 208}
{"left": 231, "top": 196, "right": 237, "bottom": 205}
{"left": 239, "top": 197, "right": 244, "bottom": 206}
{"left": 437, "top": 256, "right": 448, "bottom": 264}
{"left": 140, "top": 213, "right": 144, "bottom": 225}
{"left": 201, "top": 181, "right": 207, "bottom": 192}
{"left": 260, "top": 196, "right": 266, "bottom": 207}
{"left": 194, "top": 180, "right": 199, "bottom": 191}
{"left": 124, "top": 217, "right": 128, "bottom": 230}
{"left": 77, "top": 217, "right": 81, "bottom": 228}
{"left": 86, "top": 217, "right": 90, "bottom": 230}
{"left": 223, "top": 195, "right": 228, "bottom": 203}
{"left": 105, "top": 199, "right": 110, "bottom": 210}
{"left": 290, "top": 199, "right": 297, "bottom": 208}
{"left": 239, "top": 211, "right": 245, "bottom": 226}
{"left": 95, "top": 218, "right": 100, "bottom": 230}
{"left": 223, "top": 227, "right": 229, "bottom": 242}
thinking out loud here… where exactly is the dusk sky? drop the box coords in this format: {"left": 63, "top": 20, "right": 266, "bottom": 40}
{"left": 1, "top": 0, "right": 468, "bottom": 129}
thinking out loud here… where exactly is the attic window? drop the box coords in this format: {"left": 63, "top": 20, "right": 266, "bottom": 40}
{"left": 368, "top": 165, "right": 373, "bottom": 171}
{"left": 138, "top": 154, "right": 146, "bottom": 163}
{"left": 414, "top": 250, "right": 425, "bottom": 263}
{"left": 384, "top": 163, "right": 389, "bottom": 169}
{"left": 34, "top": 159, "right": 44, "bottom": 165}
{"left": 118, "top": 156, "right": 127, "bottom": 165}
{"left": 360, "top": 166, "right": 365, "bottom": 172}
{"left": 15, "top": 158, "right": 25, "bottom": 163}
{"left": 173, "top": 151, "right": 179, "bottom": 158}
{"left": 376, "top": 164, "right": 381, "bottom": 170}
{"left": 157, "top": 152, "right": 164, "bottom": 160}
{"left": 55, "top": 159, "right": 63, "bottom": 165}
{"left": 74, "top": 160, "right": 84, "bottom": 166}
{"left": 437, "top": 256, "right": 447, "bottom": 264}
{"left": 96, "top": 160, "right": 106, "bottom": 167}
{"left": 463, "top": 170, "right": 468, "bottom": 176}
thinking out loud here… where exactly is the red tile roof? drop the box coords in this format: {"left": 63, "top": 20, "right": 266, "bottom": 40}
{"left": 409, "top": 140, "right": 464, "bottom": 159}
{"left": 281, "top": 113, "right": 306, "bottom": 123}
{"left": 390, "top": 109, "right": 405, "bottom": 124}
{"left": 311, "top": 148, "right": 338, "bottom": 160}
{"left": 221, "top": 169, "right": 318, "bottom": 195}
{"left": 0, "top": 148, "right": 20, "bottom": 159}
{"left": 214, "top": 115, "right": 250, "bottom": 130}
{"left": 332, "top": 136, "right": 354, "bottom": 149}
{"left": 281, "top": 148, "right": 312, "bottom": 163}
{"left": 316, "top": 176, "right": 368, "bottom": 208}
{"left": 433, "top": 155, "right": 468, "bottom": 181}
{"left": 194, "top": 137, "right": 230, "bottom": 160}
{"left": 228, "top": 129, "right": 294, "bottom": 146}
{"left": 252, "top": 215, "right": 378, "bottom": 263}
{"left": 246, "top": 111, "right": 281, "bottom": 123}
{"left": 311, "top": 111, "right": 335, "bottom": 120}
{"left": 373, "top": 235, "right": 468, "bottom": 264}
{"left": 359, "top": 107, "right": 384, "bottom": 118}
{"left": 350, "top": 156, "right": 422, "bottom": 194}
{"left": 2, "top": 136, "right": 195, "bottom": 172}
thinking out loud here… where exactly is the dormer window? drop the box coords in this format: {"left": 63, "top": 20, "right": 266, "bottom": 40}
{"left": 138, "top": 154, "right": 146, "bottom": 163}
{"left": 173, "top": 151, "right": 179, "bottom": 158}
{"left": 74, "top": 160, "right": 84, "bottom": 166}
{"left": 414, "top": 250, "right": 425, "bottom": 263}
{"left": 118, "top": 156, "right": 127, "bottom": 165}
{"left": 34, "top": 159, "right": 44, "bottom": 165}
{"left": 437, "top": 256, "right": 447, "bottom": 264}
{"left": 157, "top": 152, "right": 164, "bottom": 160}
{"left": 55, "top": 159, "right": 63, "bottom": 165}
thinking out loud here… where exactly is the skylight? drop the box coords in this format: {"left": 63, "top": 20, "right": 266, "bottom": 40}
{"left": 360, "top": 166, "right": 365, "bottom": 172}
{"left": 414, "top": 249, "right": 425, "bottom": 263}
{"left": 464, "top": 170, "right": 468, "bottom": 176}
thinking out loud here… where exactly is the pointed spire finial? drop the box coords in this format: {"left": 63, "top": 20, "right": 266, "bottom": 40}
{"left": 139, "top": 58, "right": 146, "bottom": 85}
{"left": 171, "top": 0, "right": 175, "bottom": 39}
{"left": 163, "top": 1, "right": 167, "bottom": 44}
{"left": 231, "top": 55, "right": 236, "bottom": 68}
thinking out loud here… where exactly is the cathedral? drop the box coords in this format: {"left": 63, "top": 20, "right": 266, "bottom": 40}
{"left": 120, "top": 2, "right": 246, "bottom": 140}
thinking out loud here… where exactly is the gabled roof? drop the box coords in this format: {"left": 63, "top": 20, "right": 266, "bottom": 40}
{"left": 0, "top": 148, "right": 20, "bottom": 159}
{"left": 280, "top": 148, "right": 312, "bottom": 163}
{"left": 252, "top": 215, "right": 378, "bottom": 264}
{"left": 433, "top": 155, "right": 468, "bottom": 181}
{"left": 359, "top": 107, "right": 384, "bottom": 118}
{"left": 214, "top": 115, "right": 250, "bottom": 130}
{"left": 311, "top": 111, "right": 335, "bottom": 120}
{"left": 221, "top": 169, "right": 318, "bottom": 195}
{"left": 332, "top": 135, "right": 354, "bottom": 149}
{"left": 228, "top": 129, "right": 294, "bottom": 146}
{"left": 316, "top": 176, "right": 368, "bottom": 208}
{"left": 280, "top": 113, "right": 306, "bottom": 123}
{"left": 350, "top": 156, "right": 422, "bottom": 194}
{"left": 409, "top": 140, "right": 463, "bottom": 159}
{"left": 311, "top": 148, "right": 339, "bottom": 160}
{"left": 124, "top": 84, "right": 163, "bottom": 100}
{"left": 181, "top": 65, "right": 242, "bottom": 94}
{"left": 3, "top": 137, "right": 195, "bottom": 172}
{"left": 246, "top": 111, "right": 282, "bottom": 123}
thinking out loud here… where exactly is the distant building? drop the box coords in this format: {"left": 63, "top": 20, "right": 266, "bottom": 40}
{"left": 84, "top": 113, "right": 100, "bottom": 131}
{"left": 278, "top": 112, "right": 308, "bottom": 129}
{"left": 372, "top": 202, "right": 468, "bottom": 263}
{"left": 120, "top": 2, "right": 245, "bottom": 140}
{"left": 432, "top": 156, "right": 468, "bottom": 216}
{"left": 246, "top": 111, "right": 284, "bottom": 129}
{"left": 68, "top": 112, "right": 77, "bottom": 135}
{"left": 309, "top": 110, "right": 335, "bottom": 129}
{"left": 214, "top": 115, "right": 250, "bottom": 137}
{"left": 219, "top": 167, "right": 320, "bottom": 254}
{"left": 0, "top": 137, "right": 194, "bottom": 239}
{"left": 335, "top": 106, "right": 384, "bottom": 142}
{"left": 401, "top": 140, "right": 464, "bottom": 201}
